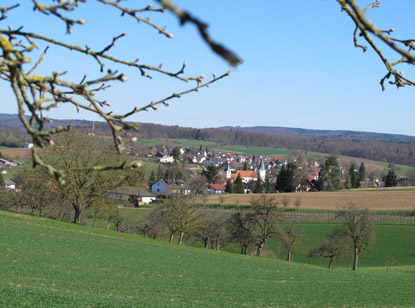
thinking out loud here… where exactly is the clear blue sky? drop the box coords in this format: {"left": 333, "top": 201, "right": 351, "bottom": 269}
{"left": 1, "top": 1, "right": 415, "bottom": 136}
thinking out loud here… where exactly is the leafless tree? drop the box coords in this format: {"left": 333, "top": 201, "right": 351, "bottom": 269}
{"left": 2, "top": 0, "right": 414, "bottom": 183}
{"left": 0, "top": 1, "right": 240, "bottom": 182}
{"left": 308, "top": 228, "right": 351, "bottom": 269}
{"left": 337, "top": 203, "right": 375, "bottom": 271}
{"left": 281, "top": 196, "right": 290, "bottom": 210}
{"left": 193, "top": 211, "right": 227, "bottom": 250}
{"left": 276, "top": 226, "right": 303, "bottom": 262}
{"left": 228, "top": 211, "right": 255, "bottom": 255}
{"left": 293, "top": 197, "right": 302, "bottom": 211}
{"left": 45, "top": 130, "right": 118, "bottom": 223}
{"left": 250, "top": 195, "right": 282, "bottom": 256}
{"left": 337, "top": 0, "right": 415, "bottom": 90}
{"left": 160, "top": 194, "right": 204, "bottom": 244}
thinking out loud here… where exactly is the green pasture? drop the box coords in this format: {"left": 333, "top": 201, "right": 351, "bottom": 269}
{"left": 189, "top": 223, "right": 415, "bottom": 269}
{"left": 137, "top": 139, "right": 325, "bottom": 160}
{"left": 137, "top": 139, "right": 215, "bottom": 148}
{"left": 270, "top": 223, "right": 415, "bottom": 268}
{"left": 376, "top": 162, "right": 412, "bottom": 177}
{"left": 1, "top": 210, "right": 414, "bottom": 308}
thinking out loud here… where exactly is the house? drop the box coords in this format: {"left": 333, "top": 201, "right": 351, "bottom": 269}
{"left": 158, "top": 156, "right": 174, "bottom": 164}
{"left": 109, "top": 186, "right": 156, "bottom": 207}
{"left": 208, "top": 183, "right": 226, "bottom": 194}
{"left": 151, "top": 179, "right": 191, "bottom": 195}
{"left": 22, "top": 143, "right": 34, "bottom": 149}
{"left": 296, "top": 179, "right": 315, "bottom": 192}
{"left": 228, "top": 170, "right": 258, "bottom": 183}
{"left": 4, "top": 180, "right": 16, "bottom": 190}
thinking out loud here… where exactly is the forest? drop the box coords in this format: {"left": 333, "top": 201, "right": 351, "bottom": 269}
{"left": 1, "top": 113, "right": 415, "bottom": 166}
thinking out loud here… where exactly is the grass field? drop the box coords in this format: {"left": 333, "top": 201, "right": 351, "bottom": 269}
{"left": 207, "top": 187, "right": 415, "bottom": 210}
{"left": 1, "top": 210, "right": 415, "bottom": 307}
{"left": 138, "top": 139, "right": 215, "bottom": 148}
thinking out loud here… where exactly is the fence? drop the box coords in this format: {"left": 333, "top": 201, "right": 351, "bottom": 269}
{"left": 282, "top": 210, "right": 415, "bottom": 225}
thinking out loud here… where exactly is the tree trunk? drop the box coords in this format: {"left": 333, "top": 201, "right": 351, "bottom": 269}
{"left": 353, "top": 247, "right": 359, "bottom": 271}
{"left": 215, "top": 239, "right": 220, "bottom": 251}
{"left": 106, "top": 219, "right": 111, "bottom": 230}
{"left": 169, "top": 232, "right": 174, "bottom": 243}
{"left": 328, "top": 257, "right": 334, "bottom": 269}
{"left": 241, "top": 245, "right": 248, "bottom": 255}
{"left": 256, "top": 242, "right": 265, "bottom": 256}
{"left": 204, "top": 238, "right": 209, "bottom": 249}
{"left": 178, "top": 232, "right": 185, "bottom": 245}
{"left": 287, "top": 249, "right": 292, "bottom": 261}
{"left": 92, "top": 216, "right": 97, "bottom": 228}
{"left": 73, "top": 207, "right": 81, "bottom": 224}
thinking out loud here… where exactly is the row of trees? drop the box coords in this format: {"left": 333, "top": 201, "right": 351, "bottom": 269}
{"left": 138, "top": 195, "right": 374, "bottom": 271}
{"left": 1, "top": 131, "right": 147, "bottom": 224}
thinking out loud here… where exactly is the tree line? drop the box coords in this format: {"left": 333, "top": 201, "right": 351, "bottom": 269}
{"left": 1, "top": 117, "right": 415, "bottom": 167}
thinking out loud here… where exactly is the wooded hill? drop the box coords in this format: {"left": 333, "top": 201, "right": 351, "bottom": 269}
{"left": 1, "top": 113, "right": 415, "bottom": 166}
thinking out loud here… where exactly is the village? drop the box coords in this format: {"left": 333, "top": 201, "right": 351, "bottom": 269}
{"left": 1, "top": 139, "right": 397, "bottom": 211}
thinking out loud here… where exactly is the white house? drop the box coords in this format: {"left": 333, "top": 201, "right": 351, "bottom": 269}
{"left": 109, "top": 186, "right": 156, "bottom": 207}
{"left": 158, "top": 156, "right": 174, "bottom": 164}
{"left": 22, "top": 143, "right": 34, "bottom": 149}
{"left": 151, "top": 179, "right": 191, "bottom": 195}
{"left": 4, "top": 180, "right": 16, "bottom": 190}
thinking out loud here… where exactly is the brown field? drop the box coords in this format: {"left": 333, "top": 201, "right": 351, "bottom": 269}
{"left": 207, "top": 187, "right": 415, "bottom": 210}
{"left": 0, "top": 148, "right": 32, "bottom": 159}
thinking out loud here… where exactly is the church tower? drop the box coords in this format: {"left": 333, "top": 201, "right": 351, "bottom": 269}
{"left": 225, "top": 161, "right": 232, "bottom": 179}
{"left": 258, "top": 157, "right": 266, "bottom": 182}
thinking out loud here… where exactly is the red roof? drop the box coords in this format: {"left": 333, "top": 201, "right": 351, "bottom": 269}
{"left": 209, "top": 184, "right": 226, "bottom": 191}
{"left": 230, "top": 170, "right": 258, "bottom": 180}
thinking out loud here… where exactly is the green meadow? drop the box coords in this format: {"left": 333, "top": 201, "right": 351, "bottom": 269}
{"left": 136, "top": 139, "right": 324, "bottom": 160}
{"left": 1, "top": 210, "right": 414, "bottom": 308}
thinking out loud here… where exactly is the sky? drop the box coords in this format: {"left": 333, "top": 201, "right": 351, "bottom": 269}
{"left": 1, "top": 0, "right": 415, "bottom": 136}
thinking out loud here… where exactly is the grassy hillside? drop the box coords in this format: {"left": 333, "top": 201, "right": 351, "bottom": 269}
{"left": 1, "top": 210, "right": 414, "bottom": 307}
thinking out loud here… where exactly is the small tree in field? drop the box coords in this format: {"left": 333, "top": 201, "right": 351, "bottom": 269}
{"left": 276, "top": 226, "right": 303, "bottom": 261}
{"left": 337, "top": 203, "right": 375, "bottom": 271}
{"left": 47, "top": 130, "right": 117, "bottom": 223}
{"left": 294, "top": 197, "right": 302, "bottom": 211}
{"left": 163, "top": 194, "right": 204, "bottom": 245}
{"left": 228, "top": 211, "right": 255, "bottom": 255}
{"left": 308, "top": 228, "right": 351, "bottom": 269}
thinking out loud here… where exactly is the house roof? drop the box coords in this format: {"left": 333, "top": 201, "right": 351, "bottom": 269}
{"left": 209, "top": 184, "right": 226, "bottom": 191}
{"left": 231, "top": 170, "right": 258, "bottom": 180}
{"left": 4, "top": 180, "right": 15, "bottom": 185}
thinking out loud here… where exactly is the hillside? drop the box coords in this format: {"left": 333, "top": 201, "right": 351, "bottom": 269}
{"left": 2, "top": 113, "right": 415, "bottom": 166}
{"left": 219, "top": 126, "right": 415, "bottom": 142}
{"left": 1, "top": 210, "right": 414, "bottom": 308}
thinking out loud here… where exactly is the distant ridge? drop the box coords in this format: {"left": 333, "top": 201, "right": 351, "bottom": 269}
{"left": 2, "top": 113, "right": 415, "bottom": 166}
{"left": 1, "top": 113, "right": 414, "bottom": 142}
{"left": 218, "top": 126, "right": 415, "bottom": 142}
